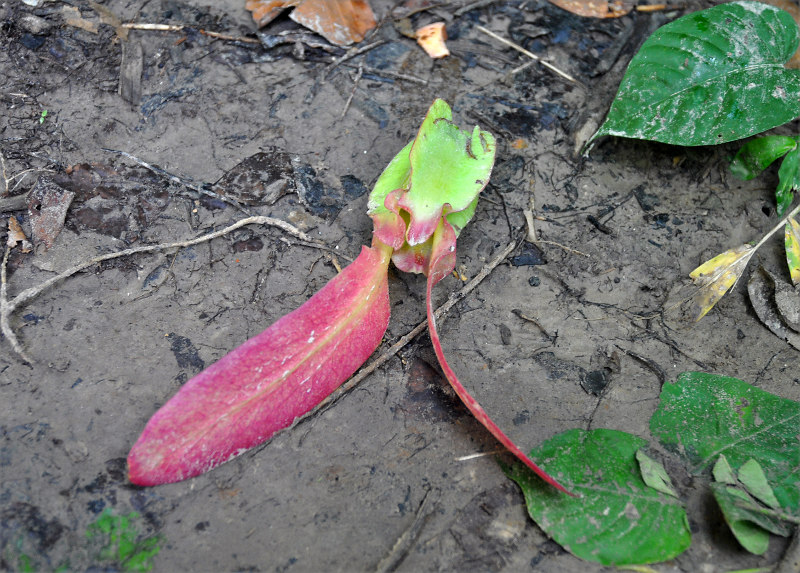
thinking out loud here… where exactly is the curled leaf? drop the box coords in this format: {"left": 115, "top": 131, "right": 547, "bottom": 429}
{"left": 688, "top": 243, "right": 754, "bottom": 320}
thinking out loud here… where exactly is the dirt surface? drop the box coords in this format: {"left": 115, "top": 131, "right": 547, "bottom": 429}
{"left": 2, "top": 0, "right": 800, "bottom": 571}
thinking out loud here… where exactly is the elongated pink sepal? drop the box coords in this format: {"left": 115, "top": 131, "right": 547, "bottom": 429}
{"left": 426, "top": 222, "right": 574, "bottom": 496}
{"left": 128, "top": 244, "right": 392, "bottom": 486}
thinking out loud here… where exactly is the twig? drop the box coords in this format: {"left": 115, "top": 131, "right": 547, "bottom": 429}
{"left": 121, "top": 22, "right": 261, "bottom": 44}
{"left": 375, "top": 489, "right": 434, "bottom": 573}
{"left": 523, "top": 208, "right": 589, "bottom": 257}
{"left": 1, "top": 216, "right": 317, "bottom": 362}
{"left": 324, "top": 39, "right": 387, "bottom": 79}
{"left": 342, "top": 62, "right": 428, "bottom": 85}
{"left": 340, "top": 64, "right": 363, "bottom": 119}
{"left": 476, "top": 25, "right": 579, "bottom": 84}
{"left": 101, "top": 147, "right": 251, "bottom": 215}
{"left": 1, "top": 244, "right": 31, "bottom": 363}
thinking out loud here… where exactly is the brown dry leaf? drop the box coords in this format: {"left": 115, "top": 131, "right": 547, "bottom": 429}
{"left": 7, "top": 217, "right": 32, "bottom": 253}
{"left": 27, "top": 177, "right": 75, "bottom": 250}
{"left": 548, "top": 0, "right": 632, "bottom": 18}
{"left": 61, "top": 5, "right": 99, "bottom": 33}
{"left": 290, "top": 0, "right": 376, "bottom": 46}
{"left": 415, "top": 22, "right": 449, "bottom": 59}
{"left": 245, "top": 0, "right": 299, "bottom": 27}
{"left": 688, "top": 243, "right": 754, "bottom": 320}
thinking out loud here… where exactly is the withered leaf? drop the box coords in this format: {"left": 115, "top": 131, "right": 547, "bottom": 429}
{"left": 785, "top": 217, "right": 800, "bottom": 286}
{"left": 290, "top": 0, "right": 376, "bottom": 46}
{"left": 27, "top": 177, "right": 75, "bottom": 250}
{"left": 212, "top": 149, "right": 294, "bottom": 206}
{"left": 688, "top": 244, "right": 754, "bottom": 320}
{"left": 548, "top": 0, "right": 632, "bottom": 18}
{"left": 7, "top": 216, "right": 32, "bottom": 252}
{"left": 415, "top": 22, "right": 449, "bottom": 59}
{"left": 747, "top": 266, "right": 800, "bottom": 351}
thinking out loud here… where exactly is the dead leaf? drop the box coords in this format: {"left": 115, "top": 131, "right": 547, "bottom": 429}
{"left": 774, "top": 275, "right": 800, "bottom": 332}
{"left": 547, "top": 0, "right": 632, "bottom": 18}
{"left": 415, "top": 22, "right": 449, "bottom": 59}
{"left": 290, "top": 0, "right": 376, "bottom": 46}
{"left": 747, "top": 266, "right": 800, "bottom": 350}
{"left": 245, "top": 0, "right": 300, "bottom": 27}
{"left": 212, "top": 149, "right": 294, "bottom": 206}
{"left": 785, "top": 217, "right": 800, "bottom": 286}
{"left": 688, "top": 244, "right": 754, "bottom": 320}
{"left": 27, "top": 177, "right": 75, "bottom": 250}
{"left": 7, "top": 217, "right": 32, "bottom": 253}
{"left": 61, "top": 5, "right": 99, "bottom": 34}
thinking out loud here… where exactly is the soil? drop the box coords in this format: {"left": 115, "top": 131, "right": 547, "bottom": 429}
{"left": 2, "top": 0, "right": 800, "bottom": 572}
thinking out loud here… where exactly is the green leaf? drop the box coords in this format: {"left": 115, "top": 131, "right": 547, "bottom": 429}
{"left": 635, "top": 449, "right": 679, "bottom": 498}
{"left": 713, "top": 454, "right": 737, "bottom": 484}
{"left": 777, "top": 145, "right": 800, "bottom": 215}
{"left": 503, "top": 428, "right": 690, "bottom": 566}
{"left": 710, "top": 483, "right": 773, "bottom": 554}
{"left": 586, "top": 2, "right": 800, "bottom": 149}
{"left": 730, "top": 135, "right": 797, "bottom": 180}
{"left": 85, "top": 509, "right": 161, "bottom": 572}
{"left": 739, "top": 459, "right": 781, "bottom": 509}
{"left": 650, "top": 372, "right": 800, "bottom": 510}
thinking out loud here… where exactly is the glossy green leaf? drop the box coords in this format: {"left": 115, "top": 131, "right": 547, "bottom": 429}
{"left": 777, "top": 145, "right": 800, "bottom": 215}
{"left": 504, "top": 429, "right": 690, "bottom": 566}
{"left": 586, "top": 2, "right": 800, "bottom": 149}
{"left": 785, "top": 217, "right": 800, "bottom": 285}
{"left": 730, "top": 135, "right": 797, "bottom": 180}
{"left": 650, "top": 372, "right": 800, "bottom": 510}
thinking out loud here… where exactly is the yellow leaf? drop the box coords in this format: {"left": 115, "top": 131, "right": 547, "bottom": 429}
{"left": 688, "top": 244, "right": 754, "bottom": 320}
{"left": 785, "top": 217, "right": 800, "bottom": 286}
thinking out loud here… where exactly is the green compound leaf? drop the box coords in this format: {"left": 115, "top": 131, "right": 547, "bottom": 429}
{"left": 730, "top": 135, "right": 797, "bottom": 180}
{"left": 503, "top": 429, "right": 690, "bottom": 566}
{"left": 650, "top": 372, "right": 800, "bottom": 510}
{"left": 586, "top": 2, "right": 800, "bottom": 149}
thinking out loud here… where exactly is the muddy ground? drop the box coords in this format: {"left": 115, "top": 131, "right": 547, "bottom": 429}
{"left": 2, "top": 0, "right": 800, "bottom": 571}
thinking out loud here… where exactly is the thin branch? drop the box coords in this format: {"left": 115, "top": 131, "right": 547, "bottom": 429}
{"left": 1, "top": 216, "right": 318, "bottom": 362}
{"left": 476, "top": 25, "right": 579, "bottom": 84}
{"left": 340, "top": 63, "right": 364, "bottom": 119}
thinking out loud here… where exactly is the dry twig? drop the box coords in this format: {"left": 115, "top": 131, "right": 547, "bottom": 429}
{"left": 1, "top": 216, "right": 316, "bottom": 363}
{"left": 476, "top": 25, "right": 579, "bottom": 84}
